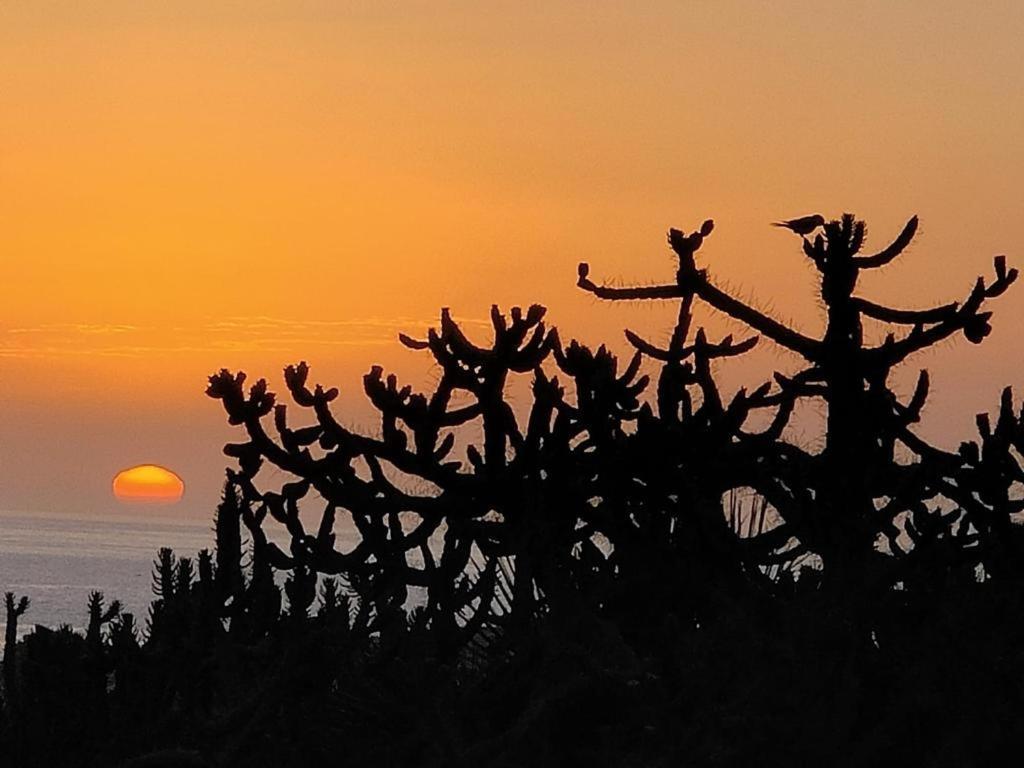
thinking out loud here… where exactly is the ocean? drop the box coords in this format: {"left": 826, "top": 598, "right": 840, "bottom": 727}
{"left": 0, "top": 508, "right": 283, "bottom": 637}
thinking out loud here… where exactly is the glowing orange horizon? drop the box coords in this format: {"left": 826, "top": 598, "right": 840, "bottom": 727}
{"left": 1, "top": 4, "right": 1022, "bottom": 516}
{"left": 112, "top": 464, "right": 185, "bottom": 504}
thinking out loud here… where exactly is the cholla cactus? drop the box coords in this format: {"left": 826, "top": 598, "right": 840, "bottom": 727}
{"left": 208, "top": 211, "right": 1018, "bottom": 649}
{"left": 208, "top": 305, "right": 582, "bottom": 645}
{"left": 207, "top": 280, "right": 774, "bottom": 647}
{"left": 579, "top": 214, "right": 1018, "bottom": 602}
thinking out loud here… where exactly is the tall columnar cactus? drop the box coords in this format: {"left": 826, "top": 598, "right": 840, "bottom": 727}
{"left": 284, "top": 565, "right": 317, "bottom": 621}
{"left": 152, "top": 547, "right": 177, "bottom": 602}
{"left": 213, "top": 479, "right": 246, "bottom": 613}
{"left": 2, "top": 593, "right": 29, "bottom": 708}
{"left": 86, "top": 591, "right": 121, "bottom": 649}
{"left": 175, "top": 557, "right": 195, "bottom": 597}
{"left": 110, "top": 612, "right": 139, "bottom": 653}
{"left": 147, "top": 548, "right": 179, "bottom": 641}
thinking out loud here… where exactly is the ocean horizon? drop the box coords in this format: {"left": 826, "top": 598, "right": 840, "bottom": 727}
{"left": 0, "top": 507, "right": 285, "bottom": 637}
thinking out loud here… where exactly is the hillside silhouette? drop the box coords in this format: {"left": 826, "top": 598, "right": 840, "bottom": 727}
{"left": 3, "top": 213, "right": 1024, "bottom": 767}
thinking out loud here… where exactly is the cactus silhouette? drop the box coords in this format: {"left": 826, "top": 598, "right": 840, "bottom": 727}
{"left": 213, "top": 479, "right": 246, "bottom": 617}
{"left": 206, "top": 305, "right": 567, "bottom": 649}
{"left": 2, "top": 593, "right": 29, "bottom": 709}
{"left": 5, "top": 210, "right": 1024, "bottom": 768}
{"left": 578, "top": 214, "right": 1019, "bottom": 611}
{"left": 85, "top": 592, "right": 121, "bottom": 648}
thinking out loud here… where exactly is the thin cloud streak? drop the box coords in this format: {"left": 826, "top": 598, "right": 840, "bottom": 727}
{"left": 0, "top": 314, "right": 494, "bottom": 359}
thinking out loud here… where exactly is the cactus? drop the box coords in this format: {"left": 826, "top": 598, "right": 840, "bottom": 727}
{"left": 2, "top": 592, "right": 29, "bottom": 708}
{"left": 86, "top": 591, "right": 121, "bottom": 649}
{"left": 147, "top": 548, "right": 179, "bottom": 642}
{"left": 151, "top": 547, "right": 177, "bottom": 601}
{"left": 5, "top": 209, "right": 1024, "bottom": 767}
{"left": 110, "top": 612, "right": 139, "bottom": 653}
{"left": 579, "top": 214, "right": 1018, "bottom": 605}
{"left": 175, "top": 557, "right": 195, "bottom": 596}
{"left": 206, "top": 305, "right": 567, "bottom": 646}
{"left": 206, "top": 284, "right": 774, "bottom": 647}
{"left": 213, "top": 478, "right": 246, "bottom": 612}
{"left": 284, "top": 564, "right": 317, "bottom": 621}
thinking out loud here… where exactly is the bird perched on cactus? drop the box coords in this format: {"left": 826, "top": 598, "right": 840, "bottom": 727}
{"left": 772, "top": 214, "right": 824, "bottom": 236}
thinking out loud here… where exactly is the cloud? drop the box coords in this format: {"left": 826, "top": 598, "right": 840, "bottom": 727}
{"left": 6, "top": 323, "right": 140, "bottom": 335}
{"left": 0, "top": 313, "right": 494, "bottom": 359}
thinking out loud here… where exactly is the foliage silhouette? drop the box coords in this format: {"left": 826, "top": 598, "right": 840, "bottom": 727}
{"left": 2, "top": 593, "right": 29, "bottom": 710}
{"left": 2, "top": 212, "right": 1024, "bottom": 767}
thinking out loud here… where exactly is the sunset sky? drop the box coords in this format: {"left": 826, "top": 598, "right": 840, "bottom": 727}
{"left": 1, "top": 2, "right": 1023, "bottom": 516}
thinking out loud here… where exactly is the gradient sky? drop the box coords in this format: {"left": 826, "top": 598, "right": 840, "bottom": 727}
{"left": 1, "top": 2, "right": 1023, "bottom": 516}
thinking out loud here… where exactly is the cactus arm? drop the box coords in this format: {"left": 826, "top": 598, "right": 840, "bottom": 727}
{"left": 689, "top": 277, "right": 820, "bottom": 360}
{"left": 852, "top": 215, "right": 919, "bottom": 268}
{"left": 868, "top": 256, "right": 1018, "bottom": 367}
{"left": 855, "top": 297, "right": 958, "bottom": 324}
{"left": 578, "top": 262, "right": 817, "bottom": 358}
{"left": 576, "top": 273, "right": 685, "bottom": 301}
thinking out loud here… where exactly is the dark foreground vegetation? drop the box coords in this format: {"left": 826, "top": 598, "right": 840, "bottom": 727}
{"left": 4, "top": 213, "right": 1024, "bottom": 767}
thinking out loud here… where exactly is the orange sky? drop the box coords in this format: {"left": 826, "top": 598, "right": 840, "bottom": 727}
{"left": 1, "top": 2, "right": 1023, "bottom": 515}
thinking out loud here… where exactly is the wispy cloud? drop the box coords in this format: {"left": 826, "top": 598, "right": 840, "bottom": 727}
{"left": 0, "top": 313, "right": 494, "bottom": 360}
{"left": 6, "top": 323, "right": 140, "bottom": 335}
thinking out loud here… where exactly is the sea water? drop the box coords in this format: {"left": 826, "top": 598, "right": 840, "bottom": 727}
{"left": 0, "top": 509, "right": 282, "bottom": 636}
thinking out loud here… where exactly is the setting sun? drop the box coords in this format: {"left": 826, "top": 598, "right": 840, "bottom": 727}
{"left": 111, "top": 464, "right": 185, "bottom": 504}
{"left": 3, "top": 3, "right": 1024, "bottom": 764}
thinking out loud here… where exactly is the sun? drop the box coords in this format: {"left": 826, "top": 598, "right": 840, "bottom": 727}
{"left": 112, "top": 464, "right": 185, "bottom": 504}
